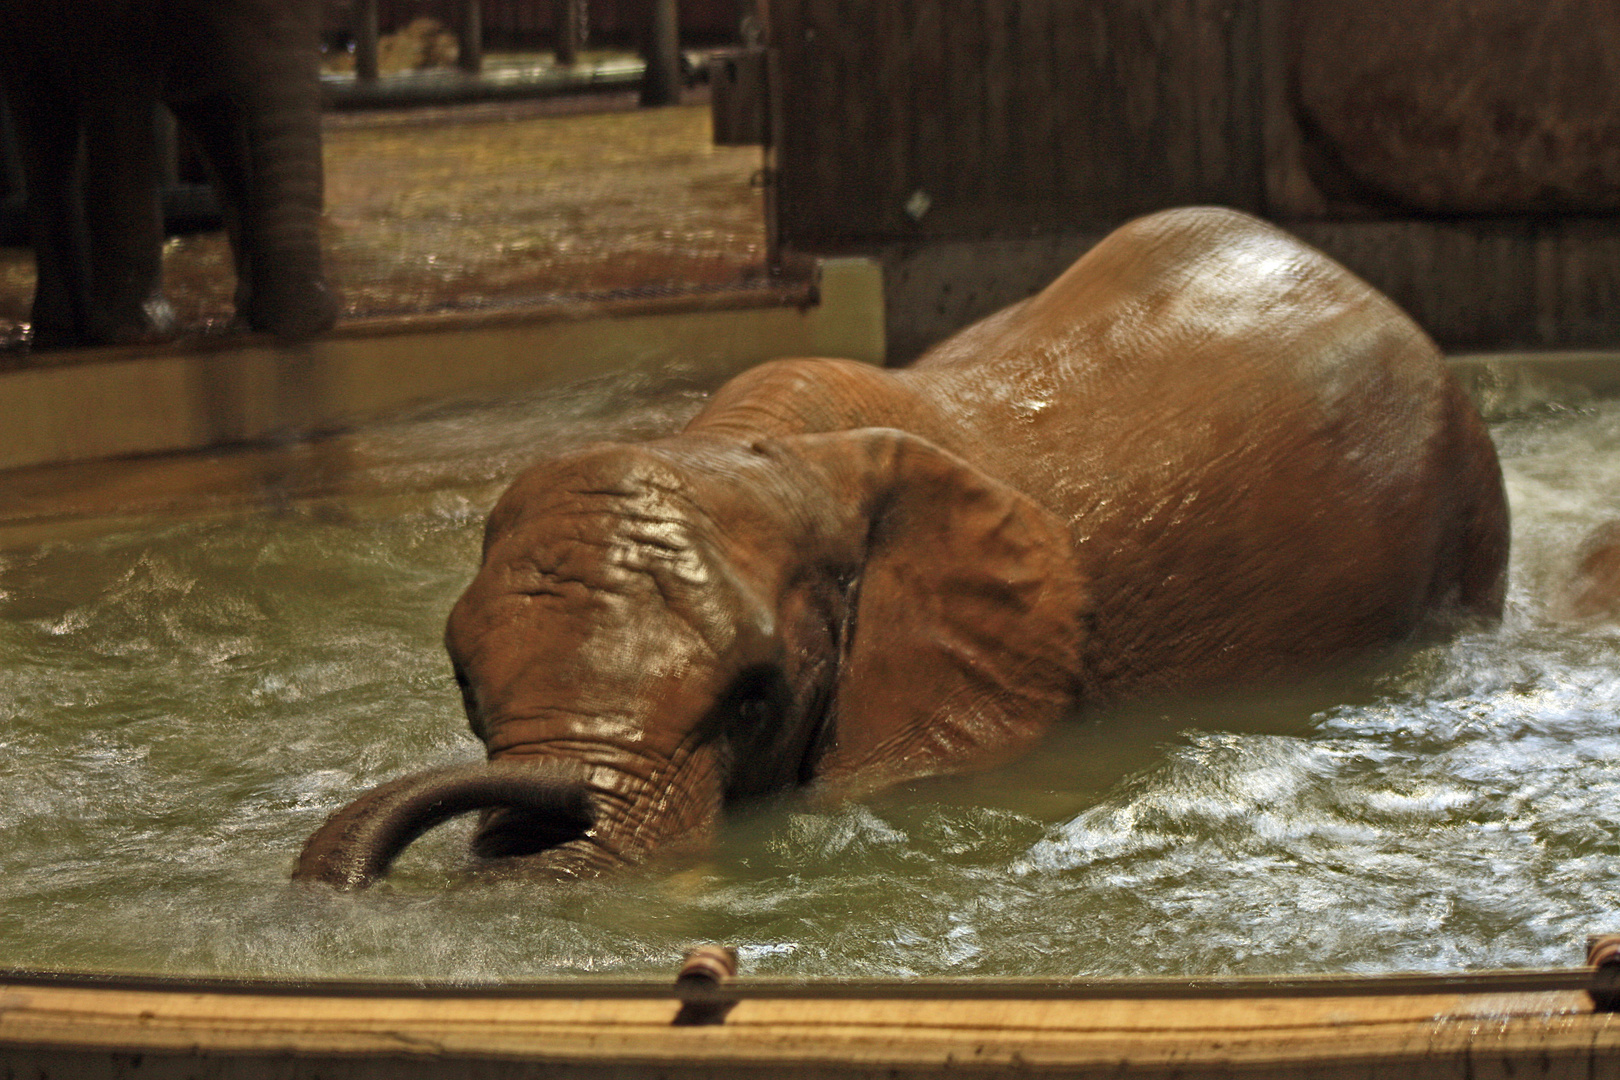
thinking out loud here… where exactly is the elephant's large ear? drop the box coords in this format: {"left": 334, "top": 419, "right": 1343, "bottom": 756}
{"left": 773, "top": 429, "right": 1093, "bottom": 791}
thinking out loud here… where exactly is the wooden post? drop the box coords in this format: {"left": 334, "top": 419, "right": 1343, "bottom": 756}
{"left": 459, "top": 0, "right": 483, "bottom": 74}
{"left": 353, "top": 0, "right": 379, "bottom": 82}
{"left": 641, "top": 0, "right": 681, "bottom": 107}
{"left": 558, "top": 0, "right": 586, "bottom": 66}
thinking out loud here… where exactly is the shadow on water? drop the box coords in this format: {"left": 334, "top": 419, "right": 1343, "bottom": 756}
{"left": 0, "top": 377, "right": 1617, "bottom": 982}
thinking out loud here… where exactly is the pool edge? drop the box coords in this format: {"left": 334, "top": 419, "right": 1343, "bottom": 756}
{"left": 0, "top": 974, "right": 1613, "bottom": 1079}
{"left": 0, "top": 258, "right": 885, "bottom": 475}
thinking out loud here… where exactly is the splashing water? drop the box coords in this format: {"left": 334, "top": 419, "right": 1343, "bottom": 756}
{"left": 0, "top": 376, "right": 1616, "bottom": 981}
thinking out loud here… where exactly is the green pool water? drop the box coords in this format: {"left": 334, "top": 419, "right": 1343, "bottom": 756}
{"left": 1, "top": 369, "right": 1616, "bottom": 981}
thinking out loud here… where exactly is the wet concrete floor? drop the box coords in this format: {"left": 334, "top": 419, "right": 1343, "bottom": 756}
{"left": 0, "top": 90, "right": 768, "bottom": 346}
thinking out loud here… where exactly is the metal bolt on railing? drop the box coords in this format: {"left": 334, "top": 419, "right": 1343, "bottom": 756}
{"left": 1586, "top": 935, "right": 1620, "bottom": 1011}
{"left": 671, "top": 945, "right": 739, "bottom": 1026}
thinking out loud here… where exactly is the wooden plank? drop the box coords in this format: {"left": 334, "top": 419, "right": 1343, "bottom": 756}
{"left": 774, "top": 0, "right": 1273, "bottom": 243}
{"left": 1222, "top": 0, "right": 1266, "bottom": 211}
{"left": 1136, "top": 0, "right": 1189, "bottom": 200}
{"left": 767, "top": 0, "right": 808, "bottom": 240}
{"left": 1076, "top": 0, "right": 1257, "bottom": 214}
{"left": 874, "top": 0, "right": 914, "bottom": 229}
{"left": 1204, "top": 0, "right": 1252, "bottom": 199}
{"left": 1257, "top": 0, "right": 1311, "bottom": 216}
{"left": 774, "top": 0, "right": 890, "bottom": 243}
{"left": 818, "top": 0, "right": 851, "bottom": 205}
{"left": 1187, "top": 0, "right": 1222, "bottom": 188}
{"left": 1075, "top": 0, "right": 1142, "bottom": 210}
{"left": 936, "top": 0, "right": 986, "bottom": 211}
{"left": 979, "top": 0, "right": 1014, "bottom": 211}
{"left": 1015, "top": 0, "right": 1059, "bottom": 206}
{"left": 1048, "top": 0, "right": 1088, "bottom": 210}
{"left": 1538, "top": 219, "right": 1620, "bottom": 348}
{"left": 831, "top": 0, "right": 872, "bottom": 206}
{"left": 1, "top": 981, "right": 1618, "bottom": 1079}
{"left": 908, "top": 0, "right": 949, "bottom": 222}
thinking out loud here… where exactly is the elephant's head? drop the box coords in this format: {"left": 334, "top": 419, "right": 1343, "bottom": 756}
{"left": 294, "top": 429, "right": 1090, "bottom": 887}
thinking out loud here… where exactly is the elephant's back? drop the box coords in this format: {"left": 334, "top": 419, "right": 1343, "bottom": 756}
{"left": 910, "top": 207, "right": 1455, "bottom": 516}
{"left": 910, "top": 207, "right": 1506, "bottom": 698}
{"left": 911, "top": 207, "right": 1433, "bottom": 404}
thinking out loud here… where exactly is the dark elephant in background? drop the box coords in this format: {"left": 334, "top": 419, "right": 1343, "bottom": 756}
{"left": 295, "top": 207, "right": 1510, "bottom": 888}
{"left": 0, "top": 0, "right": 338, "bottom": 350}
{"left": 1292, "top": 0, "right": 1620, "bottom": 214}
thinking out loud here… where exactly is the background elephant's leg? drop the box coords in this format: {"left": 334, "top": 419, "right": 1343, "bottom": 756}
{"left": 6, "top": 81, "right": 93, "bottom": 349}
{"left": 177, "top": 2, "right": 337, "bottom": 341}
{"left": 171, "top": 92, "right": 252, "bottom": 319}
{"left": 79, "top": 96, "right": 176, "bottom": 343}
{"left": 174, "top": 91, "right": 335, "bottom": 340}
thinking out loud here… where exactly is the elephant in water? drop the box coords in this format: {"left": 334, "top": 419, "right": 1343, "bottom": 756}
{"left": 0, "top": 0, "right": 338, "bottom": 350}
{"left": 1555, "top": 521, "right": 1620, "bottom": 623}
{"left": 295, "top": 207, "right": 1509, "bottom": 887}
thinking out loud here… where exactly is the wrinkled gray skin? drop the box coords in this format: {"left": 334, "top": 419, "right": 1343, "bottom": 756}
{"left": 295, "top": 208, "right": 1510, "bottom": 888}
{"left": 0, "top": 0, "right": 338, "bottom": 350}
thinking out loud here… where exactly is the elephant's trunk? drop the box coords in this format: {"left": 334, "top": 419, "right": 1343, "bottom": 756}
{"left": 292, "top": 761, "right": 594, "bottom": 890}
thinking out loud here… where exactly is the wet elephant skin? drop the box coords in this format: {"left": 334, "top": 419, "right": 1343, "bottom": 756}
{"left": 1556, "top": 521, "right": 1620, "bottom": 623}
{"left": 294, "top": 207, "right": 1509, "bottom": 888}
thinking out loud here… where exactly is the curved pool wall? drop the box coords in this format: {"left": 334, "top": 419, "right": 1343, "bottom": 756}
{"left": 0, "top": 256, "right": 885, "bottom": 472}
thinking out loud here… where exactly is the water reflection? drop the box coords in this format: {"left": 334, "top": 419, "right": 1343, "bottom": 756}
{"left": 0, "top": 379, "right": 1615, "bottom": 980}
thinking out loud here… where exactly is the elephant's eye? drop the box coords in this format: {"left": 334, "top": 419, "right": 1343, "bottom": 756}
{"left": 452, "top": 662, "right": 483, "bottom": 736}
{"left": 716, "top": 664, "right": 822, "bottom": 800}
{"left": 736, "top": 696, "right": 776, "bottom": 731}
{"left": 715, "top": 664, "right": 785, "bottom": 747}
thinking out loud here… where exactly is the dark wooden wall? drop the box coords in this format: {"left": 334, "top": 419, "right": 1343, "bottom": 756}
{"left": 770, "top": 0, "right": 1263, "bottom": 244}
{"left": 324, "top": 0, "right": 746, "bottom": 46}
{"left": 763, "top": 0, "right": 1620, "bottom": 356}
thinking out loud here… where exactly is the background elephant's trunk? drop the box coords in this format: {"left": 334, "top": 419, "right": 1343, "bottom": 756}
{"left": 292, "top": 761, "right": 594, "bottom": 890}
